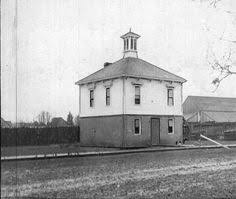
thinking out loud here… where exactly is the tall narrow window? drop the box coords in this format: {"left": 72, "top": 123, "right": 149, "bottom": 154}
{"left": 90, "top": 90, "right": 94, "bottom": 107}
{"left": 134, "top": 119, "right": 141, "bottom": 134}
{"left": 106, "top": 87, "right": 110, "bottom": 106}
{"left": 127, "top": 38, "right": 129, "bottom": 50}
{"left": 134, "top": 39, "right": 137, "bottom": 50}
{"left": 131, "top": 37, "right": 133, "bottom": 49}
{"left": 124, "top": 40, "right": 126, "bottom": 51}
{"left": 167, "top": 88, "right": 174, "bottom": 106}
{"left": 135, "top": 86, "right": 141, "bottom": 104}
{"left": 168, "top": 119, "right": 174, "bottom": 134}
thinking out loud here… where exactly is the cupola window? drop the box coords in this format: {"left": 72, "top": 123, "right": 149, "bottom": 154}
{"left": 131, "top": 37, "right": 133, "bottom": 49}
{"left": 134, "top": 39, "right": 137, "bottom": 50}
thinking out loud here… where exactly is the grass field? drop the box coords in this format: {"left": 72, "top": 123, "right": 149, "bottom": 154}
{"left": 1, "top": 148, "right": 236, "bottom": 198}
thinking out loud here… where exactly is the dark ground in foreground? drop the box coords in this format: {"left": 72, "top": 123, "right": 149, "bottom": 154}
{"left": 1, "top": 148, "right": 236, "bottom": 199}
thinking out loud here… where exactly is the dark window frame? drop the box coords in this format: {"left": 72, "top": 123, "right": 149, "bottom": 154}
{"left": 135, "top": 85, "right": 141, "bottom": 105}
{"left": 90, "top": 90, "right": 94, "bottom": 107}
{"left": 134, "top": 118, "right": 141, "bottom": 135}
{"left": 106, "top": 87, "right": 110, "bottom": 106}
{"left": 167, "top": 88, "right": 174, "bottom": 106}
{"left": 168, "top": 118, "right": 174, "bottom": 134}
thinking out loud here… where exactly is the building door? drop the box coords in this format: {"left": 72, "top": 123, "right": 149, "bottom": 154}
{"left": 151, "top": 118, "right": 160, "bottom": 145}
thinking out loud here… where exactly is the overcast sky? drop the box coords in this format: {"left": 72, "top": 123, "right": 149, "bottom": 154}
{"left": 1, "top": 0, "right": 236, "bottom": 122}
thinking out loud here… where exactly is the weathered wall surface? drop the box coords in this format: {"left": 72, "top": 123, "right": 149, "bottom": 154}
{"left": 124, "top": 115, "right": 183, "bottom": 147}
{"left": 124, "top": 78, "right": 183, "bottom": 116}
{"left": 80, "top": 79, "right": 123, "bottom": 117}
{"left": 79, "top": 115, "right": 123, "bottom": 147}
{"left": 79, "top": 76, "right": 184, "bottom": 148}
{"left": 80, "top": 114, "right": 183, "bottom": 148}
{"left": 159, "top": 116, "right": 183, "bottom": 145}
{"left": 80, "top": 77, "right": 183, "bottom": 117}
{"left": 124, "top": 115, "right": 151, "bottom": 147}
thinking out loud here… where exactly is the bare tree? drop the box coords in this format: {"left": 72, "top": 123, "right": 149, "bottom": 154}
{"left": 37, "top": 111, "right": 51, "bottom": 126}
{"left": 207, "top": 48, "right": 236, "bottom": 90}
{"left": 192, "top": 0, "right": 222, "bottom": 8}
{"left": 194, "top": 0, "right": 236, "bottom": 89}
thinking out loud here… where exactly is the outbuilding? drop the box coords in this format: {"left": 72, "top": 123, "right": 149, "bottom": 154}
{"left": 183, "top": 96, "right": 236, "bottom": 123}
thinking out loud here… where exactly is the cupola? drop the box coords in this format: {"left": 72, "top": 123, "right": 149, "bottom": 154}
{"left": 121, "top": 28, "right": 140, "bottom": 58}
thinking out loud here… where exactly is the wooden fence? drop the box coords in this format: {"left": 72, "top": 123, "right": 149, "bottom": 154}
{"left": 1, "top": 126, "right": 80, "bottom": 147}
{"left": 183, "top": 122, "right": 236, "bottom": 141}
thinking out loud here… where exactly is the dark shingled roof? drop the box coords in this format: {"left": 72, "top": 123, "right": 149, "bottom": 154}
{"left": 76, "top": 57, "right": 186, "bottom": 85}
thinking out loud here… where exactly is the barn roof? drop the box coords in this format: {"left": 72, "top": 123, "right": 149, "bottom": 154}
{"left": 76, "top": 57, "right": 186, "bottom": 85}
{"left": 183, "top": 96, "right": 236, "bottom": 113}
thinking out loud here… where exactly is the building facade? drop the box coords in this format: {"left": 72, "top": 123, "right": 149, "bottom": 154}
{"left": 76, "top": 30, "right": 186, "bottom": 147}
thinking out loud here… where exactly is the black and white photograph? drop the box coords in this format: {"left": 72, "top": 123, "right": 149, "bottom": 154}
{"left": 1, "top": 0, "right": 236, "bottom": 198}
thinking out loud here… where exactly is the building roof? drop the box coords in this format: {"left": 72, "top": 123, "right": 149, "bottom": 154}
{"left": 183, "top": 96, "right": 236, "bottom": 114}
{"left": 120, "top": 31, "right": 140, "bottom": 39}
{"left": 76, "top": 57, "right": 186, "bottom": 85}
{"left": 50, "top": 117, "right": 69, "bottom": 127}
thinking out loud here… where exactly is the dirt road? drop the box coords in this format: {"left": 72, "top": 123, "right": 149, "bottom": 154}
{"left": 1, "top": 148, "right": 236, "bottom": 198}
